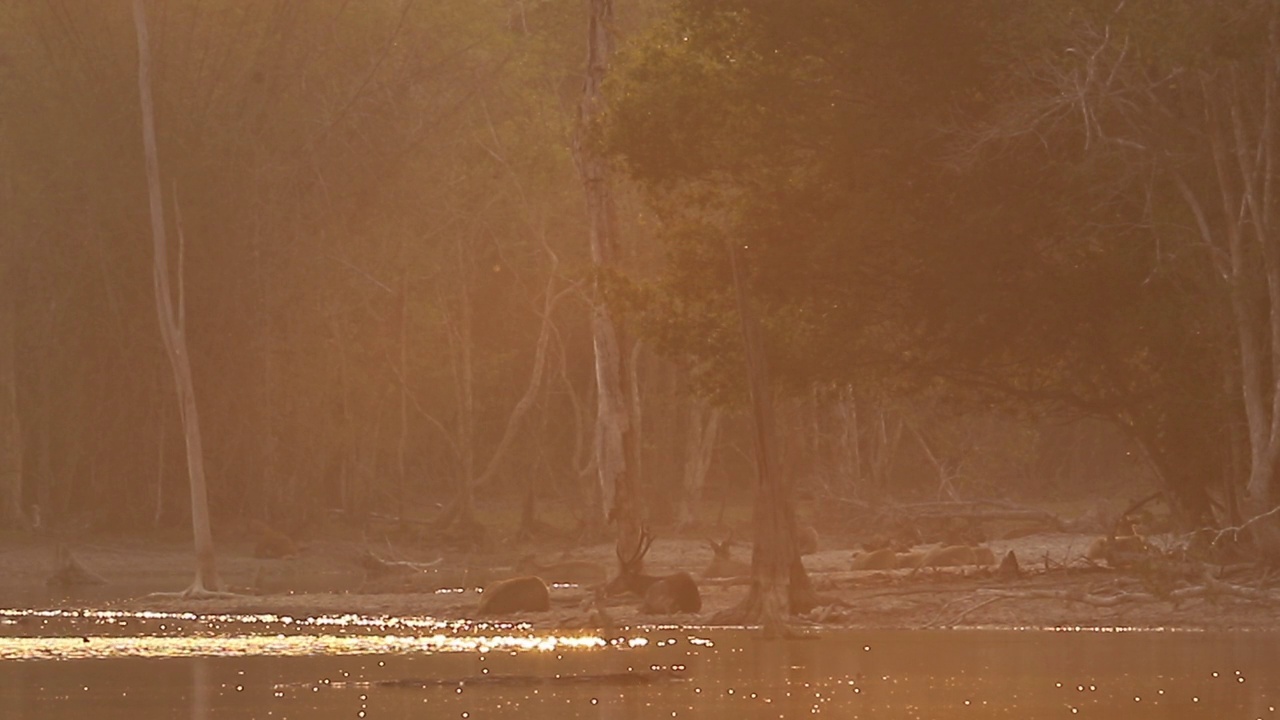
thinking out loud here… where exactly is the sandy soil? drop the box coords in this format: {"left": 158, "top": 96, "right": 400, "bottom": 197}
{"left": 2, "top": 528, "right": 1277, "bottom": 633}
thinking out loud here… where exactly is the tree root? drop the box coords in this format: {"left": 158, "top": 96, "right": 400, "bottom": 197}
{"left": 709, "top": 594, "right": 802, "bottom": 639}
{"left": 143, "top": 565, "right": 241, "bottom": 601}
{"left": 708, "top": 573, "right": 829, "bottom": 638}
{"left": 146, "top": 582, "right": 243, "bottom": 601}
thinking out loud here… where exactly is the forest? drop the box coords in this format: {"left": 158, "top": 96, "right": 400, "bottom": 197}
{"left": 0, "top": 0, "right": 1276, "bottom": 565}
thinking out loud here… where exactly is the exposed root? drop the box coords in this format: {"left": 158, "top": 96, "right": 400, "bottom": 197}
{"left": 709, "top": 578, "right": 829, "bottom": 638}
{"left": 144, "top": 565, "right": 241, "bottom": 601}
{"left": 146, "top": 582, "right": 243, "bottom": 601}
{"left": 709, "top": 597, "right": 800, "bottom": 639}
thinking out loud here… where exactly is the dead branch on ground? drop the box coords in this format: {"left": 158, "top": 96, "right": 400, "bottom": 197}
{"left": 360, "top": 548, "right": 444, "bottom": 577}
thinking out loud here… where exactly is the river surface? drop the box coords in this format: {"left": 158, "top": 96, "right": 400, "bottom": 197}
{"left": 1, "top": 608, "right": 1276, "bottom": 719}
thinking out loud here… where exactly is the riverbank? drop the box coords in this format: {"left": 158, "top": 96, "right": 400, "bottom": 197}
{"left": 2, "top": 530, "right": 1277, "bottom": 633}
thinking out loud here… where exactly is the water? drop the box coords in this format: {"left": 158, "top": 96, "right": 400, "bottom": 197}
{"left": 2, "top": 608, "right": 1277, "bottom": 718}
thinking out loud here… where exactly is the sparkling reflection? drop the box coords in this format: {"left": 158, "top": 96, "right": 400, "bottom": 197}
{"left": 1, "top": 612, "right": 1277, "bottom": 719}
{"left": 0, "top": 632, "right": 609, "bottom": 661}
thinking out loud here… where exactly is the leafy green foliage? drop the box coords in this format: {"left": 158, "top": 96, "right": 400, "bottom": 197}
{"left": 606, "top": 0, "right": 1253, "bottom": 516}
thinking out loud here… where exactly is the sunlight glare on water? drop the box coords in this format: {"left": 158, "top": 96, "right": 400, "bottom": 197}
{"left": 2, "top": 611, "right": 1278, "bottom": 719}
{"left": 0, "top": 631, "right": 607, "bottom": 661}
{"left": 0, "top": 608, "right": 606, "bottom": 660}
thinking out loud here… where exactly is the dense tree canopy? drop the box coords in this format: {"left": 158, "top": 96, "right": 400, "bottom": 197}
{"left": 606, "top": 0, "right": 1275, "bottom": 523}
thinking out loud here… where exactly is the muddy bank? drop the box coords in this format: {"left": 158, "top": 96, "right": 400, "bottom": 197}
{"left": 2, "top": 531, "right": 1277, "bottom": 633}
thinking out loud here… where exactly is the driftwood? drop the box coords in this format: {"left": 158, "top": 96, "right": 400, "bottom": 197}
{"left": 46, "top": 545, "right": 107, "bottom": 587}
{"left": 359, "top": 549, "right": 443, "bottom": 577}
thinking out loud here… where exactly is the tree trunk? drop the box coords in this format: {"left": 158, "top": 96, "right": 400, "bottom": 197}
{"left": 132, "top": 0, "right": 221, "bottom": 594}
{"left": 629, "top": 340, "right": 645, "bottom": 503}
{"left": 152, "top": 376, "right": 165, "bottom": 527}
{"left": 578, "top": 0, "right": 641, "bottom": 553}
{"left": 676, "top": 399, "right": 720, "bottom": 529}
{"left": 548, "top": 305, "right": 602, "bottom": 535}
{"left": 715, "top": 240, "right": 816, "bottom": 635}
{"left": 436, "top": 244, "right": 482, "bottom": 543}
{"left": 1196, "top": 45, "right": 1280, "bottom": 552}
{"left": 0, "top": 242, "right": 24, "bottom": 530}
{"left": 867, "top": 405, "right": 904, "bottom": 500}
{"left": 836, "top": 386, "right": 861, "bottom": 495}
{"left": 435, "top": 246, "right": 567, "bottom": 546}
{"left": 811, "top": 385, "right": 862, "bottom": 497}
{"left": 253, "top": 226, "right": 280, "bottom": 523}
{"left": 397, "top": 266, "right": 411, "bottom": 528}
{"left": 1015, "top": 5, "right": 1280, "bottom": 549}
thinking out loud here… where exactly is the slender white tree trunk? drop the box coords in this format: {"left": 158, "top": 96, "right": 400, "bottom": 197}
{"left": 1231, "top": 42, "right": 1279, "bottom": 513}
{"left": 1194, "top": 47, "right": 1280, "bottom": 540}
{"left": 835, "top": 385, "right": 861, "bottom": 493}
{"left": 677, "top": 399, "right": 721, "bottom": 529}
{"left": 397, "top": 266, "right": 410, "bottom": 524}
{"left": 0, "top": 246, "right": 23, "bottom": 530}
{"left": 434, "top": 244, "right": 568, "bottom": 542}
{"left": 578, "top": 0, "right": 640, "bottom": 547}
{"left": 133, "top": 0, "right": 221, "bottom": 593}
{"left": 440, "top": 239, "right": 477, "bottom": 525}
{"left": 0, "top": 166, "right": 25, "bottom": 530}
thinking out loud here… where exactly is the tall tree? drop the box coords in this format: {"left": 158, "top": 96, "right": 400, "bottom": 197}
{"left": 1, "top": 1, "right": 563, "bottom": 531}
{"left": 676, "top": 396, "right": 720, "bottom": 528}
{"left": 721, "top": 240, "right": 817, "bottom": 632}
{"left": 0, "top": 225, "right": 23, "bottom": 531}
{"left": 964, "top": 0, "right": 1277, "bottom": 536}
{"left": 132, "top": 0, "right": 221, "bottom": 594}
{"left": 577, "top": 0, "right": 643, "bottom": 549}
{"left": 606, "top": 0, "right": 1246, "bottom": 528}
